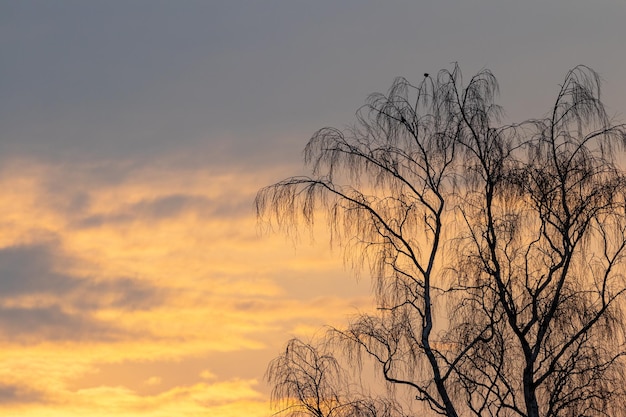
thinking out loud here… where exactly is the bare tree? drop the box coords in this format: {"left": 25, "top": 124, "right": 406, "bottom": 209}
{"left": 257, "top": 65, "right": 626, "bottom": 417}
{"left": 267, "top": 338, "right": 403, "bottom": 417}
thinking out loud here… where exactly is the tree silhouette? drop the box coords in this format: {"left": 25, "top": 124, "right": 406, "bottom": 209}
{"left": 266, "top": 338, "right": 402, "bottom": 417}
{"left": 257, "top": 64, "right": 626, "bottom": 417}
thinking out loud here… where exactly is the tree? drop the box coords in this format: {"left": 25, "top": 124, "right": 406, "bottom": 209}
{"left": 257, "top": 64, "right": 626, "bottom": 417}
{"left": 266, "top": 338, "right": 402, "bottom": 417}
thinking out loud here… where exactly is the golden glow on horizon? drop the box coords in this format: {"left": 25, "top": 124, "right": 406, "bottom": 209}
{"left": 0, "top": 158, "right": 372, "bottom": 416}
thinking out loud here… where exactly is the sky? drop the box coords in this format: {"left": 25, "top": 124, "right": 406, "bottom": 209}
{"left": 1, "top": 1, "right": 626, "bottom": 416}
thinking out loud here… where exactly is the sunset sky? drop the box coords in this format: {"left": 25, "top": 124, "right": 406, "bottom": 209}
{"left": 2, "top": 1, "right": 626, "bottom": 416}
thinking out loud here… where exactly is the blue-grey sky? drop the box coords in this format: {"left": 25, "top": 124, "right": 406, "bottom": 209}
{"left": 1, "top": 2, "right": 626, "bottom": 416}
{"left": 3, "top": 1, "right": 625, "bottom": 165}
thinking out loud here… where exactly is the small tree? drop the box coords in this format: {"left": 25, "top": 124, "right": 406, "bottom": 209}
{"left": 257, "top": 64, "right": 626, "bottom": 417}
{"left": 266, "top": 338, "right": 402, "bottom": 417}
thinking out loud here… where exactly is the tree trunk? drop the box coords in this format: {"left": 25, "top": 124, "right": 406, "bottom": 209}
{"left": 524, "top": 365, "right": 540, "bottom": 417}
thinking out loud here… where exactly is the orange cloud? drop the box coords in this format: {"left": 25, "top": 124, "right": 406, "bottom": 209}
{"left": 0, "top": 379, "right": 268, "bottom": 417}
{"left": 0, "top": 157, "right": 372, "bottom": 415}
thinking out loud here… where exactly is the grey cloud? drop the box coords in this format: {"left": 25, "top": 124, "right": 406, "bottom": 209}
{"left": 0, "top": 240, "right": 167, "bottom": 320}
{"left": 0, "top": 305, "right": 123, "bottom": 342}
{"left": 74, "top": 278, "right": 163, "bottom": 311}
{"left": 75, "top": 194, "right": 208, "bottom": 228}
{"left": 0, "top": 241, "right": 165, "bottom": 341}
{"left": 0, "top": 382, "right": 44, "bottom": 405}
{"left": 74, "top": 193, "right": 250, "bottom": 229}
{"left": 0, "top": 243, "right": 74, "bottom": 296}
{"left": 0, "top": 242, "right": 163, "bottom": 310}
{"left": 233, "top": 300, "right": 263, "bottom": 312}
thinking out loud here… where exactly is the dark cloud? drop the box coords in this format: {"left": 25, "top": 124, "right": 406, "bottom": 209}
{"left": 0, "top": 305, "right": 123, "bottom": 342}
{"left": 74, "top": 278, "right": 162, "bottom": 311}
{"left": 0, "top": 241, "right": 164, "bottom": 341}
{"left": 0, "top": 243, "right": 75, "bottom": 296}
{"left": 74, "top": 193, "right": 250, "bottom": 229}
{"left": 233, "top": 300, "right": 263, "bottom": 312}
{"left": 76, "top": 194, "right": 210, "bottom": 228}
{"left": 0, "top": 382, "right": 44, "bottom": 405}
{"left": 0, "top": 242, "right": 162, "bottom": 309}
